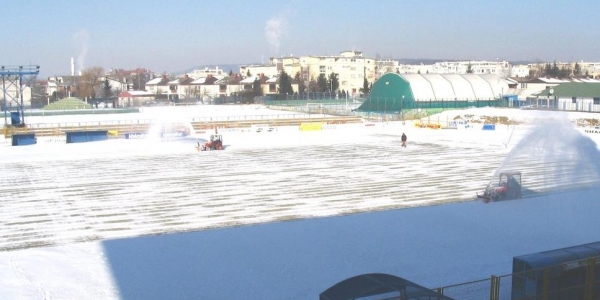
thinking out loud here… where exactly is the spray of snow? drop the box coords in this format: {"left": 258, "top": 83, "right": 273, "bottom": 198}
{"left": 495, "top": 115, "right": 600, "bottom": 193}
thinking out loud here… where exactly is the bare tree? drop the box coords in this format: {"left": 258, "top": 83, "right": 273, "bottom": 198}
{"left": 80, "top": 67, "right": 105, "bottom": 100}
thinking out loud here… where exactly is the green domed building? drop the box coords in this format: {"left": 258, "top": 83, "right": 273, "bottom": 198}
{"left": 357, "top": 73, "right": 510, "bottom": 112}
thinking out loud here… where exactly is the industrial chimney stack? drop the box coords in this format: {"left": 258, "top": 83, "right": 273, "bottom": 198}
{"left": 70, "top": 57, "right": 75, "bottom": 76}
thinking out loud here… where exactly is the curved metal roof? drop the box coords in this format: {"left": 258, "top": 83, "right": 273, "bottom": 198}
{"left": 320, "top": 273, "right": 455, "bottom": 300}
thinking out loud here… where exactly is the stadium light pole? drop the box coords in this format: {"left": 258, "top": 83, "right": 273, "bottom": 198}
{"left": 401, "top": 95, "right": 405, "bottom": 123}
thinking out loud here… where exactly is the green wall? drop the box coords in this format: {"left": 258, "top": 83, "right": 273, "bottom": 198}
{"left": 358, "top": 73, "right": 414, "bottom": 112}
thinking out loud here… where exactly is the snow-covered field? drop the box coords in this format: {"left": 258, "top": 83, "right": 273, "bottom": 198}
{"left": 1, "top": 105, "right": 600, "bottom": 299}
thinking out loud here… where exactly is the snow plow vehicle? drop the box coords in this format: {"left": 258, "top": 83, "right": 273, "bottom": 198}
{"left": 477, "top": 171, "right": 522, "bottom": 202}
{"left": 197, "top": 134, "right": 223, "bottom": 151}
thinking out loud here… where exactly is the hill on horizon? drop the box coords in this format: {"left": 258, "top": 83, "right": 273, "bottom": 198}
{"left": 396, "top": 58, "right": 534, "bottom": 65}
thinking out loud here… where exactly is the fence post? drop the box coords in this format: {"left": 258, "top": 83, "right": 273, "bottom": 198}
{"left": 586, "top": 257, "right": 595, "bottom": 300}
{"left": 542, "top": 268, "right": 551, "bottom": 300}
{"left": 489, "top": 275, "right": 500, "bottom": 300}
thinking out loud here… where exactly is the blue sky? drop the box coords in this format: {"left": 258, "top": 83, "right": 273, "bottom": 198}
{"left": 2, "top": 0, "right": 599, "bottom": 77}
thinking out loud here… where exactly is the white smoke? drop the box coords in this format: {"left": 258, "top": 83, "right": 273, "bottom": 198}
{"left": 265, "top": 16, "right": 287, "bottom": 56}
{"left": 72, "top": 29, "right": 90, "bottom": 73}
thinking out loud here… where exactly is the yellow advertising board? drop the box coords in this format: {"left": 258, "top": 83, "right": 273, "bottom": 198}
{"left": 299, "top": 122, "right": 325, "bottom": 131}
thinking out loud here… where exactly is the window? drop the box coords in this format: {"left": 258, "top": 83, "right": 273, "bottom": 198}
{"left": 269, "top": 84, "right": 276, "bottom": 93}
{"left": 319, "top": 66, "right": 326, "bottom": 73}
{"left": 572, "top": 97, "right": 577, "bottom": 104}
{"left": 594, "top": 97, "right": 600, "bottom": 105}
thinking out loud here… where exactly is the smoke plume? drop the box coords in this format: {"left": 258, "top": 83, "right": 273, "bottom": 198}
{"left": 265, "top": 15, "right": 287, "bottom": 56}
{"left": 72, "top": 29, "right": 90, "bottom": 73}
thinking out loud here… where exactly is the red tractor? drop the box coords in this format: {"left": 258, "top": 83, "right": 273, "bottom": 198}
{"left": 197, "top": 134, "right": 223, "bottom": 151}
{"left": 477, "top": 171, "right": 522, "bottom": 202}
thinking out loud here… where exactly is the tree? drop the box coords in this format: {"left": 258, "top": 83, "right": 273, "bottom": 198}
{"left": 574, "top": 62, "right": 582, "bottom": 78}
{"left": 246, "top": 69, "right": 251, "bottom": 78}
{"left": 229, "top": 69, "right": 233, "bottom": 76}
{"left": 307, "top": 79, "right": 319, "bottom": 93}
{"left": 79, "top": 67, "right": 104, "bottom": 100}
{"left": 102, "top": 78, "right": 112, "bottom": 100}
{"left": 466, "top": 62, "right": 473, "bottom": 74}
{"left": 317, "top": 74, "right": 328, "bottom": 92}
{"left": 328, "top": 72, "right": 339, "bottom": 93}
{"left": 295, "top": 72, "right": 306, "bottom": 95}
{"left": 558, "top": 65, "right": 571, "bottom": 78}
{"left": 30, "top": 82, "right": 47, "bottom": 109}
{"left": 252, "top": 78, "right": 262, "bottom": 96}
{"left": 278, "top": 71, "right": 293, "bottom": 95}
{"left": 360, "top": 77, "right": 370, "bottom": 95}
{"left": 130, "top": 73, "right": 150, "bottom": 91}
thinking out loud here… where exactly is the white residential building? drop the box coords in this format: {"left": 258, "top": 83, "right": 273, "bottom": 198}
{"left": 510, "top": 65, "right": 530, "bottom": 78}
{"left": 144, "top": 76, "right": 171, "bottom": 96}
{"left": 239, "top": 64, "right": 279, "bottom": 78}
{"left": 241, "top": 51, "right": 377, "bottom": 96}
{"left": 185, "top": 67, "right": 226, "bottom": 80}
{"left": 397, "top": 64, "right": 434, "bottom": 75}
{"left": 430, "top": 61, "right": 510, "bottom": 77}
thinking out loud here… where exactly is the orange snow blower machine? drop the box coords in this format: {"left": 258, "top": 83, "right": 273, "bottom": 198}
{"left": 477, "top": 171, "right": 522, "bottom": 202}
{"left": 197, "top": 134, "right": 223, "bottom": 151}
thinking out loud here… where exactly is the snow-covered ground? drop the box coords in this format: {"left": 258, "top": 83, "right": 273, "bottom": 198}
{"left": 1, "top": 105, "right": 600, "bottom": 299}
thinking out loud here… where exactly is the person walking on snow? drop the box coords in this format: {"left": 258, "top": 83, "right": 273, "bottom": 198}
{"left": 401, "top": 132, "right": 407, "bottom": 147}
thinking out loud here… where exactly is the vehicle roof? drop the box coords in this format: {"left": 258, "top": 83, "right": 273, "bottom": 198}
{"left": 500, "top": 171, "right": 521, "bottom": 175}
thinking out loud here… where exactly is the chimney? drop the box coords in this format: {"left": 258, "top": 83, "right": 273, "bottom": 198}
{"left": 70, "top": 57, "right": 75, "bottom": 76}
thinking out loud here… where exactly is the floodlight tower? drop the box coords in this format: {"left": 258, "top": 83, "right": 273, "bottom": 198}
{"left": 1, "top": 65, "right": 40, "bottom": 127}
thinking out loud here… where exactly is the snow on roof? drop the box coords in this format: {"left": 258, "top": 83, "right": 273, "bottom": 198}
{"left": 240, "top": 76, "right": 259, "bottom": 84}
{"left": 191, "top": 78, "right": 206, "bottom": 84}
{"left": 119, "top": 91, "right": 154, "bottom": 97}
{"left": 578, "top": 78, "right": 600, "bottom": 83}
{"left": 537, "top": 77, "right": 570, "bottom": 83}
{"left": 146, "top": 78, "right": 163, "bottom": 85}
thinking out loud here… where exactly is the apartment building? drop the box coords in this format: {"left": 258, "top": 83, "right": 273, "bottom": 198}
{"left": 240, "top": 51, "right": 376, "bottom": 96}
{"left": 185, "top": 66, "right": 226, "bottom": 80}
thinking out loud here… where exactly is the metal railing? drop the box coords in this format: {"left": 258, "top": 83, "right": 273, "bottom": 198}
{"left": 16, "top": 113, "right": 338, "bottom": 130}
{"left": 435, "top": 256, "right": 600, "bottom": 300}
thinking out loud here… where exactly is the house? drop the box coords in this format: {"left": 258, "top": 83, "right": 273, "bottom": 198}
{"left": 145, "top": 75, "right": 172, "bottom": 99}
{"left": 535, "top": 82, "right": 600, "bottom": 112}
{"left": 118, "top": 90, "right": 155, "bottom": 107}
{"left": 93, "top": 76, "right": 128, "bottom": 100}
{"left": 46, "top": 76, "right": 82, "bottom": 100}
